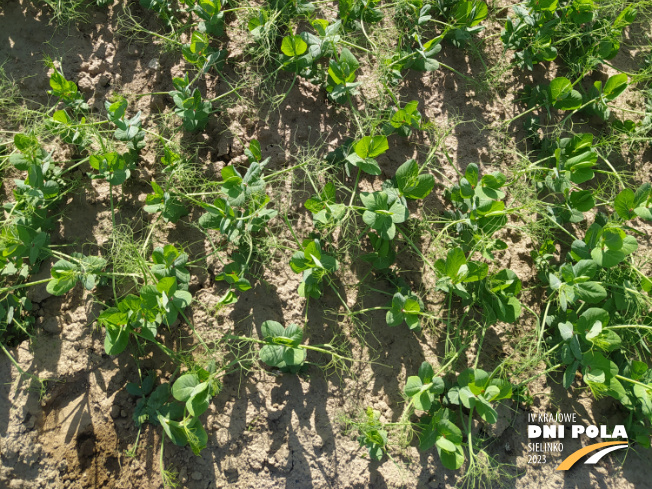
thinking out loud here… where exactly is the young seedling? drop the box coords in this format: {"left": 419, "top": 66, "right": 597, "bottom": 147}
{"left": 47, "top": 253, "right": 107, "bottom": 296}
{"left": 169, "top": 74, "right": 212, "bottom": 131}
{"left": 356, "top": 408, "right": 388, "bottom": 461}
{"left": 360, "top": 191, "right": 409, "bottom": 240}
{"left": 290, "top": 239, "right": 338, "bottom": 299}
{"left": 304, "top": 182, "right": 347, "bottom": 228}
{"left": 325, "top": 48, "right": 361, "bottom": 103}
{"left": 144, "top": 181, "right": 189, "bottom": 223}
{"left": 258, "top": 320, "right": 306, "bottom": 373}
{"left": 105, "top": 97, "right": 146, "bottom": 156}
{"left": 346, "top": 135, "right": 388, "bottom": 176}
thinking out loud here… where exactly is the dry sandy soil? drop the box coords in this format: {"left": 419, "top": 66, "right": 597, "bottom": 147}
{"left": 1, "top": 1, "right": 652, "bottom": 488}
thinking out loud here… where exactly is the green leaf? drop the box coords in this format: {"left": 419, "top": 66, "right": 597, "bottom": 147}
{"left": 476, "top": 396, "right": 498, "bottom": 423}
{"left": 603, "top": 74, "right": 628, "bottom": 101}
{"left": 260, "top": 344, "right": 284, "bottom": 366}
{"left": 404, "top": 376, "right": 424, "bottom": 397}
{"left": 591, "top": 247, "right": 625, "bottom": 268}
{"left": 614, "top": 189, "right": 636, "bottom": 220}
{"left": 574, "top": 281, "right": 607, "bottom": 303}
{"left": 281, "top": 35, "right": 308, "bottom": 57}
{"left": 554, "top": 90, "right": 582, "bottom": 111}
{"left": 395, "top": 159, "right": 434, "bottom": 200}
{"left": 172, "top": 373, "right": 200, "bottom": 402}
{"left": 569, "top": 190, "right": 595, "bottom": 212}
{"left": 346, "top": 153, "right": 382, "bottom": 175}
{"left": 185, "top": 416, "right": 208, "bottom": 455}
{"left": 573, "top": 259, "right": 597, "bottom": 280}
{"left": 621, "top": 235, "right": 638, "bottom": 255}
{"left": 159, "top": 416, "right": 188, "bottom": 447}
{"left": 454, "top": 0, "right": 488, "bottom": 27}
{"left": 104, "top": 324, "right": 130, "bottom": 355}
{"left": 284, "top": 323, "right": 304, "bottom": 347}
{"left": 261, "top": 320, "right": 285, "bottom": 340}
{"left": 438, "top": 440, "right": 465, "bottom": 469}
{"left": 354, "top": 136, "right": 389, "bottom": 159}
{"left": 47, "top": 259, "right": 79, "bottom": 296}
{"left": 436, "top": 436, "right": 456, "bottom": 452}
{"left": 186, "top": 383, "right": 210, "bottom": 417}
{"left": 443, "top": 248, "right": 467, "bottom": 280}
{"left": 465, "top": 163, "right": 479, "bottom": 187}
{"left": 564, "top": 361, "right": 579, "bottom": 388}
{"left": 283, "top": 347, "right": 306, "bottom": 366}
{"left": 549, "top": 77, "right": 571, "bottom": 102}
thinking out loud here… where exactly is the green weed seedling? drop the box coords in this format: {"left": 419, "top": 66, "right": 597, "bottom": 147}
{"left": 247, "top": 10, "right": 275, "bottom": 43}
{"left": 386, "top": 291, "right": 424, "bottom": 330}
{"left": 215, "top": 252, "right": 252, "bottom": 306}
{"left": 584, "top": 73, "right": 629, "bottom": 121}
{"left": 339, "top": 0, "right": 384, "bottom": 31}
{"left": 139, "top": 0, "right": 176, "bottom": 28}
{"left": 361, "top": 231, "right": 396, "bottom": 270}
{"left": 304, "top": 182, "right": 347, "bottom": 228}
{"left": 446, "top": 163, "right": 509, "bottom": 250}
{"left": 46, "top": 59, "right": 88, "bottom": 112}
{"left": 419, "top": 408, "right": 465, "bottom": 469}
{"left": 390, "top": 362, "right": 513, "bottom": 471}
{"left": 547, "top": 76, "right": 583, "bottom": 111}
{"left": 151, "top": 245, "right": 191, "bottom": 290}
{"left": 98, "top": 275, "right": 193, "bottom": 355}
{"left": 569, "top": 219, "right": 638, "bottom": 270}
{"left": 434, "top": 0, "right": 488, "bottom": 47}
{"left": 0, "top": 133, "right": 67, "bottom": 351}
{"left": 198, "top": 194, "right": 275, "bottom": 245}
{"left": 144, "top": 181, "right": 189, "bottom": 224}
{"left": 290, "top": 239, "right": 338, "bottom": 299}
{"left": 47, "top": 254, "right": 107, "bottom": 296}
{"left": 10, "top": 134, "right": 62, "bottom": 206}
{"left": 435, "top": 247, "right": 523, "bottom": 325}
{"left": 534, "top": 133, "right": 598, "bottom": 224}
{"left": 614, "top": 184, "right": 652, "bottom": 222}
{"left": 311, "top": 19, "right": 341, "bottom": 58}
{"left": 169, "top": 74, "right": 212, "bottom": 132}
{"left": 393, "top": 33, "right": 443, "bottom": 74}
{"left": 221, "top": 154, "right": 267, "bottom": 207}
{"left": 346, "top": 135, "right": 388, "bottom": 176}
{"left": 502, "top": 0, "right": 635, "bottom": 73}
{"left": 192, "top": 0, "right": 225, "bottom": 37}
{"left": 404, "top": 361, "right": 445, "bottom": 412}
{"left": 89, "top": 152, "right": 134, "bottom": 186}
{"left": 258, "top": 320, "right": 306, "bottom": 373}
{"left": 279, "top": 35, "right": 310, "bottom": 73}
{"left": 357, "top": 408, "right": 388, "bottom": 461}
{"left": 435, "top": 247, "right": 488, "bottom": 300}
{"left": 105, "top": 97, "right": 146, "bottom": 156}
{"left": 326, "top": 48, "right": 361, "bottom": 104}
{"left": 127, "top": 367, "right": 219, "bottom": 455}
{"left": 446, "top": 368, "right": 513, "bottom": 425}
{"left": 548, "top": 260, "right": 606, "bottom": 312}
{"left": 501, "top": 0, "right": 560, "bottom": 71}
{"left": 360, "top": 191, "right": 409, "bottom": 240}
{"left": 557, "top": 3, "right": 636, "bottom": 75}
{"left": 551, "top": 304, "right": 652, "bottom": 445}
{"left": 50, "top": 109, "right": 90, "bottom": 149}
{"left": 391, "top": 158, "right": 435, "bottom": 201}
{"left": 198, "top": 141, "right": 277, "bottom": 245}
{"left": 383, "top": 101, "right": 425, "bottom": 138}
{"left": 182, "top": 31, "right": 228, "bottom": 72}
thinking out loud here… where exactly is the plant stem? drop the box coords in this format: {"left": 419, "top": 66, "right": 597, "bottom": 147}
{"left": 615, "top": 374, "right": 652, "bottom": 391}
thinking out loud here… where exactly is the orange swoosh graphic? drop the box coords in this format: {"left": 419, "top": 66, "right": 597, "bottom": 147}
{"left": 556, "top": 441, "right": 628, "bottom": 470}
